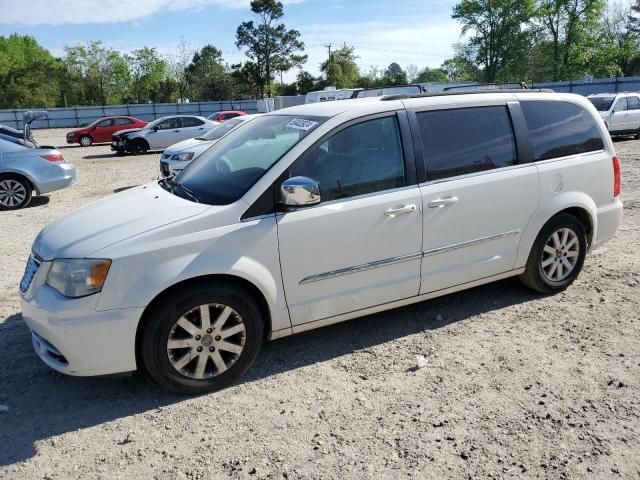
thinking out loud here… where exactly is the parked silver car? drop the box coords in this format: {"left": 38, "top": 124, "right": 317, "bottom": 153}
{"left": 111, "top": 115, "right": 217, "bottom": 155}
{"left": 159, "top": 114, "right": 260, "bottom": 178}
{"left": 0, "top": 112, "right": 76, "bottom": 210}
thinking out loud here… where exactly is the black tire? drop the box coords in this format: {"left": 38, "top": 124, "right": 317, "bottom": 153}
{"left": 130, "top": 139, "right": 148, "bottom": 155}
{"left": 140, "top": 281, "right": 264, "bottom": 394}
{"left": 79, "top": 135, "right": 93, "bottom": 147}
{"left": 0, "top": 174, "right": 33, "bottom": 210}
{"left": 519, "top": 213, "right": 587, "bottom": 294}
{"left": 635, "top": 128, "right": 640, "bottom": 140}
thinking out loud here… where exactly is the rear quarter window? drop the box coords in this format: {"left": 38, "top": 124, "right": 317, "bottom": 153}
{"left": 520, "top": 101, "right": 604, "bottom": 161}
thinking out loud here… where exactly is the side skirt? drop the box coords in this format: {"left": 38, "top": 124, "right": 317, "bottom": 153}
{"left": 268, "top": 268, "right": 525, "bottom": 340}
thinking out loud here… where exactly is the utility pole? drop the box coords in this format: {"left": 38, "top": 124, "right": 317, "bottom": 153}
{"left": 323, "top": 43, "right": 332, "bottom": 63}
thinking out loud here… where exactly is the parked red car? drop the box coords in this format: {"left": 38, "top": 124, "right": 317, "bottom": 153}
{"left": 66, "top": 116, "right": 148, "bottom": 146}
{"left": 207, "top": 111, "right": 247, "bottom": 123}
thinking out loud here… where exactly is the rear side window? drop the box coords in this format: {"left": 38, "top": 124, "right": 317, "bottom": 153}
{"left": 521, "top": 101, "right": 604, "bottom": 161}
{"left": 627, "top": 96, "right": 640, "bottom": 110}
{"left": 115, "top": 118, "right": 133, "bottom": 126}
{"left": 416, "top": 106, "right": 517, "bottom": 181}
{"left": 182, "top": 117, "right": 204, "bottom": 127}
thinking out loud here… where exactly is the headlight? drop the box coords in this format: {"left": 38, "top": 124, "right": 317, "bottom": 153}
{"left": 170, "top": 152, "right": 194, "bottom": 162}
{"left": 46, "top": 259, "right": 112, "bottom": 298}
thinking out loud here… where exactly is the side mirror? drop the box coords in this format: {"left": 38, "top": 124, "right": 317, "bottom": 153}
{"left": 152, "top": 126, "right": 159, "bottom": 132}
{"left": 281, "top": 176, "right": 321, "bottom": 209}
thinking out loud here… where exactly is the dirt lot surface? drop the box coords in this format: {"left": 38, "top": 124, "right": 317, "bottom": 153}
{"left": 0, "top": 129, "right": 638, "bottom": 480}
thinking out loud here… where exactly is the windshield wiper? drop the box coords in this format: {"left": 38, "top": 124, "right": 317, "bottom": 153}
{"left": 158, "top": 177, "right": 199, "bottom": 203}
{"left": 174, "top": 181, "right": 200, "bottom": 203}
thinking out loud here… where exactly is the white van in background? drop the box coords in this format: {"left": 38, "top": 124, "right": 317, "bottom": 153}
{"left": 304, "top": 88, "right": 361, "bottom": 104}
{"left": 588, "top": 92, "right": 640, "bottom": 137}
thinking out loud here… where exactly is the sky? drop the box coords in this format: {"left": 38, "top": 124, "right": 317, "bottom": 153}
{"left": 0, "top": 0, "right": 461, "bottom": 82}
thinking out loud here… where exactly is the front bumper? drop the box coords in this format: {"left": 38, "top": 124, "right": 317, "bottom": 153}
{"left": 35, "top": 163, "right": 76, "bottom": 195}
{"left": 20, "top": 261, "right": 143, "bottom": 376}
{"left": 111, "top": 139, "right": 127, "bottom": 153}
{"left": 159, "top": 158, "right": 191, "bottom": 178}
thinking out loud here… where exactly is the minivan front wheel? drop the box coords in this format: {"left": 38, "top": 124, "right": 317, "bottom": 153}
{"left": 141, "top": 282, "right": 264, "bottom": 394}
{"left": 520, "top": 213, "right": 587, "bottom": 293}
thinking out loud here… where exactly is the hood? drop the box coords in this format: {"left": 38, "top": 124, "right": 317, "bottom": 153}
{"left": 114, "top": 128, "right": 144, "bottom": 138}
{"left": 33, "top": 182, "right": 209, "bottom": 260}
{"left": 164, "top": 138, "right": 217, "bottom": 157}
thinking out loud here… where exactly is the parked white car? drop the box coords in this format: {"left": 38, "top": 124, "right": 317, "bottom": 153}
{"left": 159, "top": 114, "right": 260, "bottom": 178}
{"left": 588, "top": 92, "right": 640, "bottom": 137}
{"left": 21, "top": 91, "right": 622, "bottom": 394}
{"left": 111, "top": 115, "right": 217, "bottom": 155}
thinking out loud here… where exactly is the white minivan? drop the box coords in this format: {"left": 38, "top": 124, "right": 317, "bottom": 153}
{"left": 588, "top": 92, "right": 640, "bottom": 137}
{"left": 20, "top": 91, "right": 623, "bottom": 394}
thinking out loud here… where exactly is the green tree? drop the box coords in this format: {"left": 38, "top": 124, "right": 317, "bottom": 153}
{"left": 452, "top": 0, "right": 536, "bottom": 82}
{"left": 296, "top": 70, "right": 323, "bottom": 94}
{"left": 63, "top": 41, "right": 130, "bottom": 105}
{"left": 415, "top": 66, "right": 449, "bottom": 83}
{"left": 535, "top": 0, "right": 607, "bottom": 80}
{"left": 0, "top": 34, "right": 62, "bottom": 108}
{"left": 236, "top": 0, "right": 307, "bottom": 97}
{"left": 383, "top": 62, "right": 408, "bottom": 85}
{"left": 186, "top": 45, "right": 229, "bottom": 100}
{"left": 603, "top": 1, "right": 640, "bottom": 76}
{"left": 320, "top": 45, "right": 360, "bottom": 88}
{"left": 126, "top": 47, "right": 167, "bottom": 103}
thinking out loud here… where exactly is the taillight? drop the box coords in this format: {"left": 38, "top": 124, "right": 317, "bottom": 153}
{"left": 613, "top": 156, "right": 621, "bottom": 197}
{"left": 40, "top": 154, "right": 64, "bottom": 163}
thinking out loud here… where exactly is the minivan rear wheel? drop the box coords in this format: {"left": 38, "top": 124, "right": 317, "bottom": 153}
{"left": 141, "top": 282, "right": 264, "bottom": 394}
{"left": 519, "top": 213, "right": 587, "bottom": 293}
{"left": 0, "top": 174, "right": 32, "bottom": 210}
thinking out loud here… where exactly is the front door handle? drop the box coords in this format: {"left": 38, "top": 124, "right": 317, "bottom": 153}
{"left": 384, "top": 204, "right": 417, "bottom": 217}
{"left": 428, "top": 196, "right": 458, "bottom": 208}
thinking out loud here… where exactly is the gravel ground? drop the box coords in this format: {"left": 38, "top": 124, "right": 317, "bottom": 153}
{"left": 0, "top": 130, "right": 638, "bottom": 480}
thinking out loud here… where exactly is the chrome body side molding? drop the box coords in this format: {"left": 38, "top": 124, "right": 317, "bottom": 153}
{"left": 299, "top": 251, "right": 423, "bottom": 285}
{"left": 422, "top": 230, "right": 520, "bottom": 257}
{"left": 298, "top": 230, "right": 521, "bottom": 285}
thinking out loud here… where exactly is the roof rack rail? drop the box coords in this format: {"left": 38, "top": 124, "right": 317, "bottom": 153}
{"left": 380, "top": 88, "right": 554, "bottom": 101}
{"left": 443, "top": 82, "right": 530, "bottom": 92}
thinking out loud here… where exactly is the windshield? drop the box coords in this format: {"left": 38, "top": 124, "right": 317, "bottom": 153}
{"left": 588, "top": 97, "right": 615, "bottom": 112}
{"left": 200, "top": 117, "right": 245, "bottom": 140}
{"left": 172, "top": 115, "right": 326, "bottom": 205}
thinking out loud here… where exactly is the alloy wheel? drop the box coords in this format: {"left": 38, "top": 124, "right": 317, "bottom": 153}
{"left": 166, "top": 303, "right": 246, "bottom": 379}
{"left": 540, "top": 227, "right": 580, "bottom": 282}
{"left": 0, "top": 179, "right": 27, "bottom": 208}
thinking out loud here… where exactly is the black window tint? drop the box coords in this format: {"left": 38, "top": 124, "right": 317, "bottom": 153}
{"left": 627, "top": 96, "right": 639, "bottom": 110}
{"left": 290, "top": 116, "right": 405, "bottom": 202}
{"left": 521, "top": 101, "right": 604, "bottom": 161}
{"left": 416, "top": 106, "right": 517, "bottom": 181}
{"left": 156, "top": 118, "right": 181, "bottom": 130}
{"left": 182, "top": 117, "right": 204, "bottom": 127}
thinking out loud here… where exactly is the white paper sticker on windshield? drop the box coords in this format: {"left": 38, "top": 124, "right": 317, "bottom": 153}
{"left": 285, "top": 118, "right": 318, "bottom": 131}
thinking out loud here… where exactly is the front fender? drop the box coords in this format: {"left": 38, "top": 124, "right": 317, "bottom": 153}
{"left": 95, "top": 215, "right": 291, "bottom": 333}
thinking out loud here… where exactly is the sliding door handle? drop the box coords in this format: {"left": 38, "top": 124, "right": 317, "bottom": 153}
{"left": 384, "top": 204, "right": 417, "bottom": 217}
{"left": 428, "top": 196, "right": 458, "bottom": 208}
